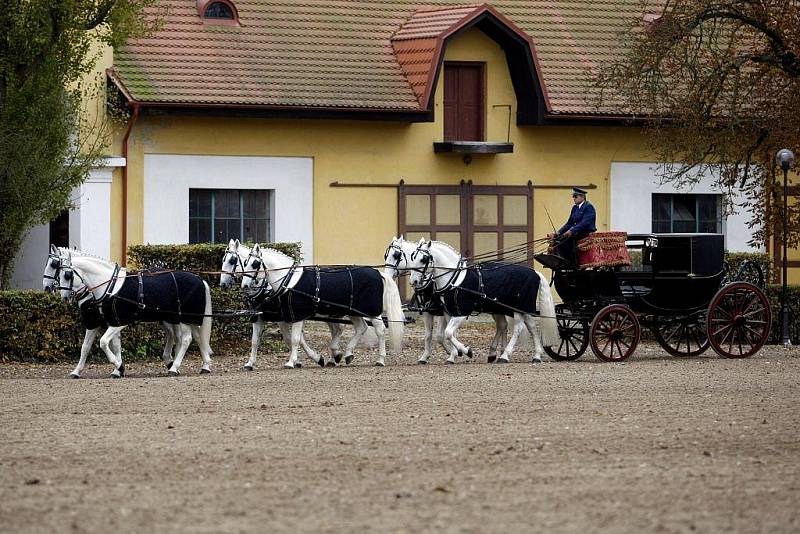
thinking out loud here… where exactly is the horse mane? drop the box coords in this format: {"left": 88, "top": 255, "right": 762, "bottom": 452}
{"left": 258, "top": 246, "right": 295, "bottom": 264}
{"left": 57, "top": 247, "right": 112, "bottom": 263}
{"left": 430, "top": 240, "right": 460, "bottom": 256}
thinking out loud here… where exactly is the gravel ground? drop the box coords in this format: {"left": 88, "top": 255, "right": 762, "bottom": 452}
{"left": 1, "top": 320, "right": 799, "bottom": 533}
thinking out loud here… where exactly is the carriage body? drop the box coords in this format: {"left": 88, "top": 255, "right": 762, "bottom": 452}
{"left": 545, "top": 233, "right": 771, "bottom": 362}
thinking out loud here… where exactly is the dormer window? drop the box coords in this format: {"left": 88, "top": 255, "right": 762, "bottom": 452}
{"left": 205, "top": 2, "right": 233, "bottom": 19}
{"left": 197, "top": 1, "right": 238, "bottom": 24}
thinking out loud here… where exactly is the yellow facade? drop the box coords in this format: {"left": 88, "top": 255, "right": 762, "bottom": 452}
{"left": 110, "top": 28, "right": 653, "bottom": 266}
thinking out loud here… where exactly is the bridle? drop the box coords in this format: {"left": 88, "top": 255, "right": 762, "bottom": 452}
{"left": 221, "top": 248, "right": 246, "bottom": 283}
{"left": 383, "top": 242, "right": 408, "bottom": 278}
{"left": 45, "top": 252, "right": 89, "bottom": 302}
{"left": 409, "top": 246, "right": 435, "bottom": 290}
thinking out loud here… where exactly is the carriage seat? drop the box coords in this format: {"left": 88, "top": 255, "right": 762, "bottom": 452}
{"left": 576, "top": 232, "right": 632, "bottom": 269}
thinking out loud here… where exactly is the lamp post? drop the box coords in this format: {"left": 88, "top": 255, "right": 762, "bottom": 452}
{"left": 776, "top": 149, "right": 795, "bottom": 347}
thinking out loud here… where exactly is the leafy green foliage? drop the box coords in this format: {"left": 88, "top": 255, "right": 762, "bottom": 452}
{"left": 598, "top": 0, "right": 800, "bottom": 249}
{"left": 0, "top": 1, "right": 163, "bottom": 287}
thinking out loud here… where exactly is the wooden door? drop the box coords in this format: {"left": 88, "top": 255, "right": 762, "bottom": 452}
{"left": 443, "top": 63, "right": 484, "bottom": 142}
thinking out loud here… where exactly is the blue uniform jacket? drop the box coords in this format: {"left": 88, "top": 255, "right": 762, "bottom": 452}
{"left": 558, "top": 201, "right": 597, "bottom": 236}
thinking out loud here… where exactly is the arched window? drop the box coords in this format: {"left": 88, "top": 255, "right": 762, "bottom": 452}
{"left": 204, "top": 2, "right": 234, "bottom": 19}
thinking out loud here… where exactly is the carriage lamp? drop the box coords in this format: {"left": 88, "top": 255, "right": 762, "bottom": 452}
{"left": 776, "top": 149, "right": 795, "bottom": 347}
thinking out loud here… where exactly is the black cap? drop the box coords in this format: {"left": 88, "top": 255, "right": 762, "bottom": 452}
{"left": 572, "top": 187, "right": 587, "bottom": 196}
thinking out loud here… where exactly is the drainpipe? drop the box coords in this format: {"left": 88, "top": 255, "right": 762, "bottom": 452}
{"left": 121, "top": 102, "right": 141, "bottom": 267}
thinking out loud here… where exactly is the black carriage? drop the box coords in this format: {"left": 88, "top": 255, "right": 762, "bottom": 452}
{"left": 538, "top": 233, "right": 772, "bottom": 362}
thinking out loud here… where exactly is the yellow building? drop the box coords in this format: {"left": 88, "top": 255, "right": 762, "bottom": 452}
{"left": 14, "top": 1, "right": 797, "bottom": 288}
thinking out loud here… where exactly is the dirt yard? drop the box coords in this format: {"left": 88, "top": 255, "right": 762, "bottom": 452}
{"left": 1, "top": 320, "right": 799, "bottom": 533}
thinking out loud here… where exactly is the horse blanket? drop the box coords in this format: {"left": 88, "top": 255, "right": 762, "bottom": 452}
{"left": 102, "top": 271, "right": 207, "bottom": 326}
{"left": 261, "top": 266, "right": 383, "bottom": 322}
{"left": 440, "top": 262, "right": 540, "bottom": 318}
{"left": 78, "top": 299, "right": 106, "bottom": 330}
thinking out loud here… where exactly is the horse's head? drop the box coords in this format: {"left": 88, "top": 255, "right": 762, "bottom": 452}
{"left": 220, "top": 238, "right": 242, "bottom": 289}
{"left": 408, "top": 238, "right": 434, "bottom": 289}
{"left": 54, "top": 250, "right": 83, "bottom": 301}
{"left": 42, "top": 245, "right": 62, "bottom": 294}
{"left": 383, "top": 235, "right": 408, "bottom": 278}
{"left": 240, "top": 243, "right": 265, "bottom": 293}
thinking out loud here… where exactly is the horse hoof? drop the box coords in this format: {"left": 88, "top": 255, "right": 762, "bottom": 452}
{"left": 345, "top": 355, "right": 354, "bottom": 365}
{"left": 165, "top": 361, "right": 174, "bottom": 370}
{"left": 200, "top": 368, "right": 211, "bottom": 374}
{"left": 417, "top": 360, "right": 428, "bottom": 365}
{"left": 317, "top": 358, "right": 326, "bottom": 368}
{"left": 495, "top": 357, "right": 509, "bottom": 364}
{"left": 374, "top": 362, "right": 385, "bottom": 367}
{"left": 445, "top": 360, "right": 455, "bottom": 366}
{"left": 283, "top": 362, "right": 294, "bottom": 369}
{"left": 69, "top": 373, "right": 81, "bottom": 379}
{"left": 168, "top": 370, "right": 180, "bottom": 376}
{"left": 334, "top": 352, "right": 343, "bottom": 364}
{"left": 118, "top": 363, "right": 125, "bottom": 377}
{"left": 487, "top": 355, "right": 497, "bottom": 363}
{"left": 111, "top": 372, "right": 122, "bottom": 379}
{"left": 531, "top": 357, "right": 542, "bottom": 364}
{"left": 325, "top": 361, "right": 336, "bottom": 368}
{"left": 244, "top": 365, "right": 254, "bottom": 372}
{"left": 295, "top": 362, "right": 302, "bottom": 368}
{"left": 466, "top": 347, "right": 473, "bottom": 359}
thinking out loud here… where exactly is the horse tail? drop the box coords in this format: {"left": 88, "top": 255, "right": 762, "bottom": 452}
{"left": 380, "top": 272, "right": 404, "bottom": 354}
{"left": 199, "top": 281, "right": 214, "bottom": 356}
{"left": 535, "top": 271, "right": 560, "bottom": 348}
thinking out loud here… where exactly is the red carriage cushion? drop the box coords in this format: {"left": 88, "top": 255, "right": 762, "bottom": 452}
{"left": 576, "top": 232, "right": 631, "bottom": 269}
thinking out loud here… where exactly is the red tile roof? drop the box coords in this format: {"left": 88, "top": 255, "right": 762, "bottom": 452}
{"left": 111, "top": 1, "right": 650, "bottom": 116}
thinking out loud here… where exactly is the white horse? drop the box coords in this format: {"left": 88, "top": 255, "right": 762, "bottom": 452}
{"left": 241, "top": 244, "right": 404, "bottom": 367}
{"left": 219, "top": 239, "right": 347, "bottom": 370}
{"left": 408, "top": 239, "right": 559, "bottom": 363}
{"left": 384, "top": 236, "right": 509, "bottom": 364}
{"left": 43, "top": 246, "right": 182, "bottom": 378}
{"left": 52, "top": 249, "right": 213, "bottom": 377}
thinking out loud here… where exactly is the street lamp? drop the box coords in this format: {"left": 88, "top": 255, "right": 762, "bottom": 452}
{"left": 776, "top": 148, "right": 795, "bottom": 347}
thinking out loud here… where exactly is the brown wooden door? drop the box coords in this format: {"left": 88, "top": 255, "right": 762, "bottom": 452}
{"left": 444, "top": 63, "right": 484, "bottom": 142}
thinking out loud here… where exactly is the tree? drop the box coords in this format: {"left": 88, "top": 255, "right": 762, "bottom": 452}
{"left": 0, "top": 1, "right": 162, "bottom": 287}
{"left": 597, "top": 0, "right": 800, "bottom": 248}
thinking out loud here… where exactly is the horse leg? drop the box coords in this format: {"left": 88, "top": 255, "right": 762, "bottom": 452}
{"left": 245, "top": 318, "right": 265, "bottom": 371}
{"left": 168, "top": 324, "right": 192, "bottom": 376}
{"left": 371, "top": 316, "right": 387, "bottom": 367}
{"left": 296, "top": 322, "right": 324, "bottom": 367}
{"left": 189, "top": 325, "right": 213, "bottom": 374}
{"left": 160, "top": 322, "right": 176, "bottom": 370}
{"left": 327, "top": 322, "right": 345, "bottom": 365}
{"left": 99, "top": 326, "right": 126, "bottom": 378}
{"left": 417, "top": 313, "right": 434, "bottom": 364}
{"left": 343, "top": 317, "right": 368, "bottom": 366}
{"left": 497, "top": 313, "right": 526, "bottom": 363}
{"left": 488, "top": 314, "right": 508, "bottom": 363}
{"left": 285, "top": 322, "right": 304, "bottom": 369}
{"left": 523, "top": 314, "right": 544, "bottom": 363}
{"left": 443, "top": 317, "right": 468, "bottom": 365}
{"left": 71, "top": 328, "right": 98, "bottom": 378}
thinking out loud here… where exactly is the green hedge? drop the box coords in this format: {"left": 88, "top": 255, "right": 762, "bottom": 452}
{"left": 128, "top": 242, "right": 302, "bottom": 279}
{"left": 725, "top": 252, "right": 774, "bottom": 285}
{"left": 0, "top": 289, "right": 286, "bottom": 363}
{"left": 766, "top": 285, "right": 800, "bottom": 344}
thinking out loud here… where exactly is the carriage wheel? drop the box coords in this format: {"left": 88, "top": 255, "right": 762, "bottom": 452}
{"left": 590, "top": 304, "right": 640, "bottom": 362}
{"left": 652, "top": 315, "right": 710, "bottom": 357}
{"left": 544, "top": 312, "right": 589, "bottom": 361}
{"left": 707, "top": 282, "right": 771, "bottom": 359}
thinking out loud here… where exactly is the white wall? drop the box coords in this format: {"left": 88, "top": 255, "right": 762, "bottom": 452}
{"left": 610, "top": 162, "right": 761, "bottom": 252}
{"left": 10, "top": 159, "right": 122, "bottom": 289}
{"left": 143, "top": 154, "right": 314, "bottom": 262}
